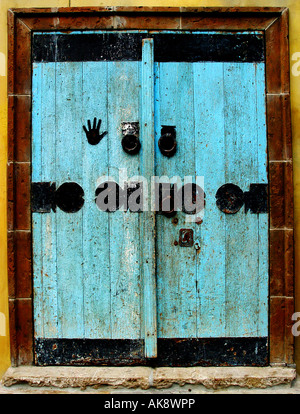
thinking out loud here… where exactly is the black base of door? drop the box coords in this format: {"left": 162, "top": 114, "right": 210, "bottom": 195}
{"left": 34, "top": 337, "right": 268, "bottom": 367}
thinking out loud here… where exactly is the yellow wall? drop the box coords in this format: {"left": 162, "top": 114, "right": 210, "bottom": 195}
{"left": 1, "top": 0, "right": 300, "bottom": 377}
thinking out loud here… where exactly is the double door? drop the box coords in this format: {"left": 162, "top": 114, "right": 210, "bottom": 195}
{"left": 32, "top": 31, "right": 268, "bottom": 366}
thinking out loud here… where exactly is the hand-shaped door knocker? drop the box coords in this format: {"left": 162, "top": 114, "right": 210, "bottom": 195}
{"left": 83, "top": 118, "right": 108, "bottom": 145}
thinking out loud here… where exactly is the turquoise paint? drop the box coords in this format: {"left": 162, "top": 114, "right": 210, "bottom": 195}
{"left": 194, "top": 62, "right": 226, "bottom": 338}
{"left": 256, "top": 64, "right": 269, "bottom": 337}
{"left": 41, "top": 63, "right": 58, "bottom": 338}
{"left": 82, "top": 61, "right": 111, "bottom": 339}
{"left": 155, "top": 61, "right": 198, "bottom": 338}
{"left": 32, "top": 63, "right": 43, "bottom": 338}
{"left": 32, "top": 31, "right": 268, "bottom": 359}
{"left": 223, "top": 62, "right": 267, "bottom": 337}
{"left": 107, "top": 60, "right": 142, "bottom": 339}
{"left": 154, "top": 61, "right": 268, "bottom": 339}
{"left": 141, "top": 38, "right": 157, "bottom": 357}
{"left": 55, "top": 62, "right": 84, "bottom": 338}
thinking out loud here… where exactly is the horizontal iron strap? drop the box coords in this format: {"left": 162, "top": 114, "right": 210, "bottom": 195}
{"left": 32, "top": 33, "right": 265, "bottom": 63}
{"left": 34, "top": 337, "right": 268, "bottom": 366}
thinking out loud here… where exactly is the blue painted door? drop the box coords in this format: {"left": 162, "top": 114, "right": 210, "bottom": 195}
{"left": 31, "top": 31, "right": 268, "bottom": 366}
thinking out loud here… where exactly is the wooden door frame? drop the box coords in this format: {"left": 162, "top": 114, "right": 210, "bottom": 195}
{"left": 7, "top": 6, "right": 294, "bottom": 367}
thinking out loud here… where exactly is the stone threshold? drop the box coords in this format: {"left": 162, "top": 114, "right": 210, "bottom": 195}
{"left": 1, "top": 366, "right": 297, "bottom": 390}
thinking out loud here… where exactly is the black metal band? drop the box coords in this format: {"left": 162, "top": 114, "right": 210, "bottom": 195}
{"left": 34, "top": 337, "right": 268, "bottom": 366}
{"left": 31, "top": 182, "right": 84, "bottom": 213}
{"left": 32, "top": 32, "right": 265, "bottom": 63}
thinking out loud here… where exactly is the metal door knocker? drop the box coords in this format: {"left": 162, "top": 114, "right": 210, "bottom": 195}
{"left": 121, "top": 122, "right": 141, "bottom": 155}
{"left": 158, "top": 126, "right": 177, "bottom": 157}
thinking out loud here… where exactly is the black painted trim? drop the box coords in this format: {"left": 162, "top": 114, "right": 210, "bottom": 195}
{"left": 32, "top": 32, "right": 265, "bottom": 63}
{"left": 34, "top": 337, "right": 268, "bottom": 366}
{"left": 31, "top": 182, "right": 56, "bottom": 213}
{"left": 31, "top": 182, "right": 85, "bottom": 213}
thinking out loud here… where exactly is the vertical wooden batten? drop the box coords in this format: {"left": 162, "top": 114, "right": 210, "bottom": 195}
{"left": 141, "top": 38, "right": 156, "bottom": 358}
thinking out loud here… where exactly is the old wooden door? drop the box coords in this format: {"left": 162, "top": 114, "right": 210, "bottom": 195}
{"left": 32, "top": 31, "right": 268, "bottom": 366}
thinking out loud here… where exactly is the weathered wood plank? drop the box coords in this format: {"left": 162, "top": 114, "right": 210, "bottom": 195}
{"left": 194, "top": 62, "right": 226, "bottom": 338}
{"left": 175, "top": 62, "right": 197, "bottom": 338}
{"left": 107, "top": 60, "right": 142, "bottom": 339}
{"left": 155, "top": 61, "right": 197, "bottom": 339}
{"left": 82, "top": 61, "right": 111, "bottom": 338}
{"left": 224, "top": 62, "right": 266, "bottom": 337}
{"left": 141, "top": 38, "right": 156, "bottom": 357}
{"left": 256, "top": 63, "right": 268, "bottom": 338}
{"left": 32, "top": 62, "right": 44, "bottom": 338}
{"left": 40, "top": 62, "right": 58, "bottom": 338}
{"left": 55, "top": 62, "right": 84, "bottom": 338}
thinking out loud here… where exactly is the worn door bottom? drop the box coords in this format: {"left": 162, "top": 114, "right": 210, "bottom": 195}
{"left": 34, "top": 337, "right": 268, "bottom": 367}
{"left": 1, "top": 366, "right": 296, "bottom": 390}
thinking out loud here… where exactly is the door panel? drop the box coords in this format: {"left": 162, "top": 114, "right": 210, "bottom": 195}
{"left": 155, "top": 61, "right": 268, "bottom": 339}
{"left": 107, "top": 60, "right": 142, "bottom": 339}
{"left": 194, "top": 62, "right": 226, "bottom": 338}
{"left": 32, "top": 62, "right": 58, "bottom": 339}
{"left": 56, "top": 62, "right": 85, "bottom": 338}
{"left": 32, "top": 58, "right": 143, "bottom": 341}
{"left": 221, "top": 62, "right": 268, "bottom": 337}
{"left": 155, "top": 61, "right": 198, "bottom": 338}
{"left": 82, "top": 61, "right": 110, "bottom": 339}
{"left": 32, "top": 31, "right": 268, "bottom": 366}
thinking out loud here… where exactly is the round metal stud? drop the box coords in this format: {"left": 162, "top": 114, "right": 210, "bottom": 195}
{"left": 215, "top": 183, "right": 244, "bottom": 214}
{"left": 55, "top": 182, "right": 84, "bottom": 213}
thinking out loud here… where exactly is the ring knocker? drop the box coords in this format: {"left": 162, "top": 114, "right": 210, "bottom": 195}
{"left": 121, "top": 122, "right": 141, "bottom": 155}
{"left": 158, "top": 126, "right": 177, "bottom": 157}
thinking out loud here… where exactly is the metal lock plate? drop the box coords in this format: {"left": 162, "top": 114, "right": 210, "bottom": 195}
{"left": 179, "top": 229, "right": 194, "bottom": 247}
{"left": 121, "top": 122, "right": 139, "bottom": 137}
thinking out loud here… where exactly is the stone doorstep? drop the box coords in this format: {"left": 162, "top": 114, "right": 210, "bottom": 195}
{"left": 1, "top": 366, "right": 297, "bottom": 390}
